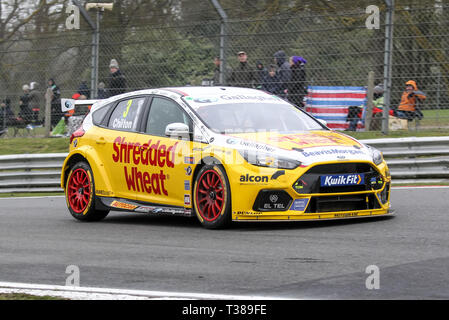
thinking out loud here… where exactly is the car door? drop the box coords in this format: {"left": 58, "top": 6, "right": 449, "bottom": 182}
{"left": 133, "top": 96, "right": 194, "bottom": 208}
{"left": 95, "top": 96, "right": 147, "bottom": 200}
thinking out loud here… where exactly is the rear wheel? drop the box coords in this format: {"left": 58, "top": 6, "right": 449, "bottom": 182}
{"left": 65, "top": 161, "right": 109, "bottom": 221}
{"left": 193, "top": 164, "right": 231, "bottom": 229}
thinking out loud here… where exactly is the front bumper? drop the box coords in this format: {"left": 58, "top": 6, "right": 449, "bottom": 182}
{"left": 227, "top": 160, "right": 392, "bottom": 222}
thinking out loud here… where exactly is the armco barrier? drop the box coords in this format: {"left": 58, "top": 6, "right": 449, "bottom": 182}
{"left": 0, "top": 137, "right": 448, "bottom": 193}
{"left": 0, "top": 153, "right": 67, "bottom": 193}
{"left": 361, "top": 136, "right": 449, "bottom": 184}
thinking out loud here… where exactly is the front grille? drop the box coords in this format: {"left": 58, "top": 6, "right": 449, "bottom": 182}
{"left": 305, "top": 194, "right": 381, "bottom": 213}
{"left": 293, "top": 163, "right": 384, "bottom": 194}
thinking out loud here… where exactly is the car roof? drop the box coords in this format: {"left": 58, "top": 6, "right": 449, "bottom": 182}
{"left": 160, "top": 86, "right": 272, "bottom": 97}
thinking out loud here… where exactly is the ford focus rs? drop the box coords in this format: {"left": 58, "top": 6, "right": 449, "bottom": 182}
{"left": 61, "top": 86, "right": 393, "bottom": 229}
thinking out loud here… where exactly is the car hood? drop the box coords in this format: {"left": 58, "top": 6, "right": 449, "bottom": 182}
{"left": 214, "top": 130, "right": 374, "bottom": 166}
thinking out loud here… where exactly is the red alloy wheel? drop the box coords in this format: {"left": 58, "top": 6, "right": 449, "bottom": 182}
{"left": 67, "top": 168, "right": 92, "bottom": 214}
{"left": 196, "top": 170, "right": 225, "bottom": 222}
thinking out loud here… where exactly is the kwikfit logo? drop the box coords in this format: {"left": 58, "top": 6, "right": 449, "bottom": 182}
{"left": 321, "top": 174, "right": 364, "bottom": 187}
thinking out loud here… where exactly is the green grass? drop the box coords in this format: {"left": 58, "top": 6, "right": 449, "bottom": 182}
{"left": 420, "top": 109, "right": 449, "bottom": 127}
{"left": 0, "top": 137, "right": 69, "bottom": 155}
{"left": 0, "top": 293, "right": 65, "bottom": 300}
{"left": 344, "top": 129, "right": 449, "bottom": 140}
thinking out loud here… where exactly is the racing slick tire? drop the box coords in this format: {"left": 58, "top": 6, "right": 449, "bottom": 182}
{"left": 193, "top": 164, "right": 231, "bottom": 229}
{"left": 65, "top": 161, "right": 109, "bottom": 222}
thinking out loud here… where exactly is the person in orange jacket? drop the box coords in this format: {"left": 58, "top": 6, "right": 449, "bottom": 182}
{"left": 396, "top": 80, "right": 426, "bottom": 120}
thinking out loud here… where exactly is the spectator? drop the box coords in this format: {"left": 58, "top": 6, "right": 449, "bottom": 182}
{"left": 212, "top": 56, "right": 221, "bottom": 86}
{"left": 273, "top": 50, "right": 291, "bottom": 98}
{"left": 262, "top": 65, "right": 282, "bottom": 95}
{"left": 28, "top": 82, "right": 42, "bottom": 125}
{"left": 64, "top": 84, "right": 90, "bottom": 119}
{"left": 346, "top": 106, "right": 362, "bottom": 131}
{"left": 288, "top": 56, "right": 307, "bottom": 108}
{"left": 48, "top": 78, "right": 63, "bottom": 127}
{"left": 229, "top": 51, "right": 256, "bottom": 88}
{"left": 212, "top": 56, "right": 231, "bottom": 86}
{"left": 97, "top": 82, "right": 108, "bottom": 99}
{"left": 77, "top": 81, "right": 90, "bottom": 99}
{"left": 368, "top": 84, "right": 386, "bottom": 130}
{"left": 19, "top": 84, "right": 33, "bottom": 122}
{"left": 395, "top": 80, "right": 426, "bottom": 121}
{"left": 371, "top": 84, "right": 385, "bottom": 115}
{"left": 0, "top": 98, "right": 16, "bottom": 134}
{"left": 107, "top": 59, "right": 126, "bottom": 97}
{"left": 18, "top": 88, "right": 33, "bottom": 125}
{"left": 255, "top": 61, "right": 267, "bottom": 89}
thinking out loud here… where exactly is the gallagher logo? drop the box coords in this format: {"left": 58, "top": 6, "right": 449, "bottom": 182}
{"left": 239, "top": 174, "right": 269, "bottom": 183}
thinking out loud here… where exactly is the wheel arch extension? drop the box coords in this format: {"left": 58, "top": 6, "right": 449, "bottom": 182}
{"left": 61, "top": 150, "right": 112, "bottom": 194}
{"left": 192, "top": 156, "right": 224, "bottom": 185}
{"left": 61, "top": 153, "right": 88, "bottom": 189}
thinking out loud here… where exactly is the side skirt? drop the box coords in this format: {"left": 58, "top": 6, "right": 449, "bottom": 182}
{"left": 98, "top": 196, "right": 192, "bottom": 217}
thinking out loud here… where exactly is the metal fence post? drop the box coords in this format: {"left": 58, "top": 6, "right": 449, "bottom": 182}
{"left": 72, "top": 0, "right": 98, "bottom": 98}
{"left": 382, "top": 0, "right": 394, "bottom": 134}
{"left": 365, "top": 71, "right": 375, "bottom": 130}
{"left": 2, "top": 105, "right": 5, "bottom": 133}
{"left": 44, "top": 88, "right": 52, "bottom": 137}
{"left": 211, "top": 0, "right": 228, "bottom": 85}
{"left": 92, "top": 10, "right": 101, "bottom": 99}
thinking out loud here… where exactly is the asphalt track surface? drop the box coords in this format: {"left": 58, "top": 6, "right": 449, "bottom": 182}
{"left": 1, "top": 187, "right": 448, "bottom": 299}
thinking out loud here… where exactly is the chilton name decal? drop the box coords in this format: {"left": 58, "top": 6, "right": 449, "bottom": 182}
{"left": 112, "top": 136, "right": 178, "bottom": 196}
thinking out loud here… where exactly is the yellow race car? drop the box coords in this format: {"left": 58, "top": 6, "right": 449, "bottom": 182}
{"left": 61, "top": 87, "right": 393, "bottom": 229}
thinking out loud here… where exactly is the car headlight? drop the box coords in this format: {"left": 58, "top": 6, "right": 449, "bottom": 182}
{"left": 367, "top": 146, "right": 384, "bottom": 165}
{"left": 239, "top": 150, "right": 301, "bottom": 170}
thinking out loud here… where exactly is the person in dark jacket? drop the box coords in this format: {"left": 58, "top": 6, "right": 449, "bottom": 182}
{"left": 48, "top": 78, "right": 62, "bottom": 127}
{"left": 107, "top": 59, "right": 126, "bottom": 97}
{"left": 212, "top": 56, "right": 231, "bottom": 86}
{"left": 255, "top": 61, "right": 267, "bottom": 89}
{"left": 229, "top": 51, "right": 256, "bottom": 88}
{"left": 288, "top": 55, "right": 307, "bottom": 108}
{"left": 273, "top": 50, "right": 292, "bottom": 99}
{"left": 0, "top": 98, "right": 17, "bottom": 133}
{"left": 262, "top": 65, "right": 282, "bottom": 95}
{"left": 19, "top": 84, "right": 33, "bottom": 123}
{"left": 28, "top": 82, "right": 42, "bottom": 125}
{"left": 77, "top": 81, "right": 90, "bottom": 98}
{"left": 96, "top": 82, "right": 108, "bottom": 99}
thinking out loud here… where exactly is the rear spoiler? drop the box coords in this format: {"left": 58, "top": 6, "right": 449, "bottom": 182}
{"left": 61, "top": 98, "right": 102, "bottom": 112}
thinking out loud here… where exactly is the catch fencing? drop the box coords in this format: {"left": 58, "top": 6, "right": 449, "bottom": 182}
{"left": 0, "top": 137, "right": 448, "bottom": 193}
{"left": 1, "top": 0, "right": 449, "bottom": 135}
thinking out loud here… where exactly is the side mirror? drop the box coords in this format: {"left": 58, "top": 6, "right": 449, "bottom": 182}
{"left": 165, "top": 122, "right": 190, "bottom": 139}
{"left": 318, "top": 119, "right": 328, "bottom": 127}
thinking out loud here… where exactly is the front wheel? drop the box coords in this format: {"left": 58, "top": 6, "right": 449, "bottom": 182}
{"left": 193, "top": 164, "right": 231, "bottom": 229}
{"left": 65, "top": 161, "right": 109, "bottom": 221}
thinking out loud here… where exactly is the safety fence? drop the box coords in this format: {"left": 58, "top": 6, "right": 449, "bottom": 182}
{"left": 0, "top": 137, "right": 448, "bottom": 193}
{"left": 1, "top": 0, "right": 449, "bottom": 134}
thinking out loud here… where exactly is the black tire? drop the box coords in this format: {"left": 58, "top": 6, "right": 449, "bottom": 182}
{"left": 193, "top": 164, "right": 231, "bottom": 229}
{"left": 65, "top": 161, "right": 109, "bottom": 221}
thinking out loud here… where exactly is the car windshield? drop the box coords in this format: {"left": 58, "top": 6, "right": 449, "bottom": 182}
{"left": 194, "top": 102, "right": 324, "bottom": 134}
